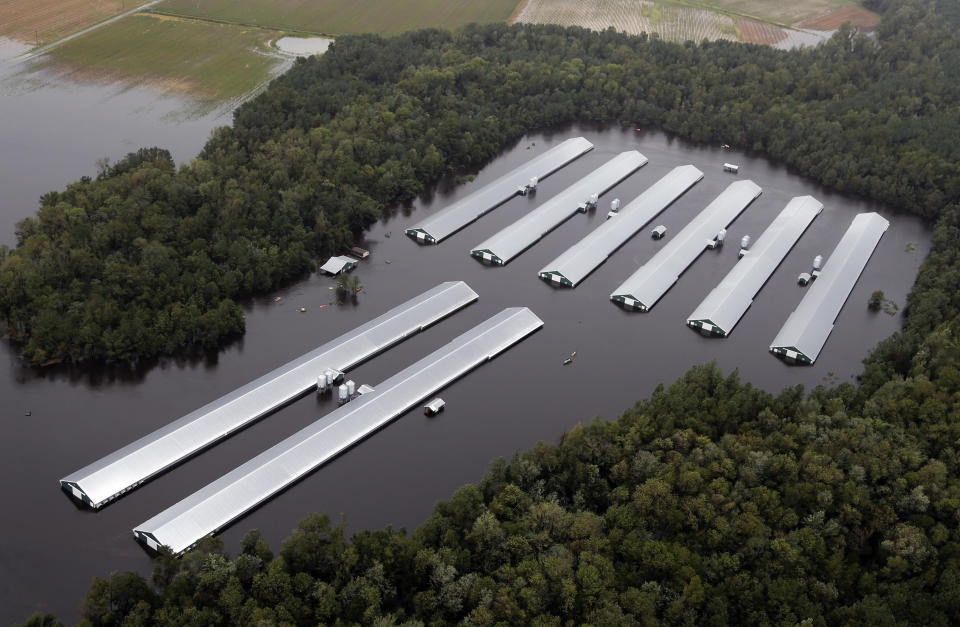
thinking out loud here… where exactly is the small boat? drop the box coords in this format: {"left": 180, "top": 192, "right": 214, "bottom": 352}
{"left": 273, "top": 296, "right": 282, "bottom": 302}
{"left": 563, "top": 357, "right": 572, "bottom": 365}
{"left": 570, "top": 351, "right": 577, "bottom": 357}
{"left": 299, "top": 307, "right": 307, "bottom": 312}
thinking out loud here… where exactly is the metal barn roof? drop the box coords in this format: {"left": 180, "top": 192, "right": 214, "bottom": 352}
{"left": 609, "top": 180, "right": 762, "bottom": 311}
{"left": 133, "top": 307, "right": 544, "bottom": 554}
{"left": 687, "top": 196, "right": 823, "bottom": 337}
{"left": 470, "top": 151, "right": 647, "bottom": 265}
{"left": 320, "top": 255, "right": 358, "bottom": 275}
{"left": 537, "top": 165, "right": 704, "bottom": 287}
{"left": 405, "top": 137, "right": 593, "bottom": 243}
{"left": 60, "top": 281, "right": 478, "bottom": 508}
{"left": 770, "top": 212, "right": 889, "bottom": 364}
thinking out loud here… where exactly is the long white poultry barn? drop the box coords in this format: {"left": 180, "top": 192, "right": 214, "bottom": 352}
{"left": 406, "top": 137, "right": 593, "bottom": 244}
{"left": 405, "top": 137, "right": 593, "bottom": 244}
{"left": 609, "top": 180, "right": 762, "bottom": 311}
{"left": 133, "top": 306, "right": 544, "bottom": 554}
{"left": 769, "top": 212, "right": 889, "bottom": 364}
{"left": 687, "top": 196, "right": 823, "bottom": 337}
{"left": 537, "top": 165, "right": 704, "bottom": 287}
{"left": 470, "top": 150, "right": 647, "bottom": 265}
{"left": 60, "top": 281, "right": 478, "bottom": 508}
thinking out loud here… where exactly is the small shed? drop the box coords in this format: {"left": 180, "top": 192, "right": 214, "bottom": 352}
{"left": 723, "top": 163, "right": 740, "bottom": 173}
{"left": 350, "top": 247, "right": 370, "bottom": 259}
{"left": 320, "top": 256, "right": 358, "bottom": 275}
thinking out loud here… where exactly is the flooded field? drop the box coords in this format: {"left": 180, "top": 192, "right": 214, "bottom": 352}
{"left": 0, "top": 123, "right": 929, "bottom": 622}
{"left": 0, "top": 37, "right": 227, "bottom": 246}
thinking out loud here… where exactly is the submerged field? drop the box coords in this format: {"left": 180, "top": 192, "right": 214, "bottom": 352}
{"left": 156, "top": 0, "right": 518, "bottom": 36}
{"left": 36, "top": 13, "right": 282, "bottom": 102}
{"left": 0, "top": 0, "right": 153, "bottom": 46}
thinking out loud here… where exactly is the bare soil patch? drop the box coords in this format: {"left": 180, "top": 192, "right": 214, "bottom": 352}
{"left": 797, "top": 5, "right": 880, "bottom": 30}
{"left": 736, "top": 18, "right": 786, "bottom": 45}
{"left": 0, "top": 0, "right": 149, "bottom": 45}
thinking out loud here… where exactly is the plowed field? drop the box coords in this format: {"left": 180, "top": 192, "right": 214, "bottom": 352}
{"left": 797, "top": 5, "right": 880, "bottom": 30}
{"left": 0, "top": 0, "right": 150, "bottom": 45}
{"left": 736, "top": 18, "right": 786, "bottom": 45}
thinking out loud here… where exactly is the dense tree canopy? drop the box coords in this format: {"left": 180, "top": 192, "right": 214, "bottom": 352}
{"left": 14, "top": 0, "right": 960, "bottom": 623}
{"left": 39, "top": 358, "right": 960, "bottom": 625}
{"left": 2, "top": 0, "right": 959, "bottom": 365}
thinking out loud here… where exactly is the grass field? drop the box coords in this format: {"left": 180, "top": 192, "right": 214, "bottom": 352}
{"left": 156, "top": 0, "right": 518, "bottom": 37}
{"left": 37, "top": 13, "right": 282, "bottom": 102}
{"left": 0, "top": 0, "right": 154, "bottom": 46}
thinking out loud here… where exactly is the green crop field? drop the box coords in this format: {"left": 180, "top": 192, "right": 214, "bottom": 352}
{"left": 156, "top": 0, "right": 518, "bottom": 37}
{"left": 37, "top": 13, "right": 282, "bottom": 103}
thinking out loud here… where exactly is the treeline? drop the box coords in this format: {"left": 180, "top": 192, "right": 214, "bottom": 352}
{"left": 2, "top": 0, "right": 960, "bottom": 364}
{"left": 28, "top": 360, "right": 960, "bottom": 625}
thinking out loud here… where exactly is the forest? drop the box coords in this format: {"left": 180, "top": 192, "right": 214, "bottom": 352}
{"left": 12, "top": 0, "right": 960, "bottom": 623}
{"left": 2, "top": 0, "right": 960, "bottom": 364}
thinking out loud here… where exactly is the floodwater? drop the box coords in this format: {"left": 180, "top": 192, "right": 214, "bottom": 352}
{"left": 0, "top": 37, "right": 228, "bottom": 247}
{"left": 0, "top": 118, "right": 929, "bottom": 621}
{"left": 275, "top": 36, "right": 334, "bottom": 56}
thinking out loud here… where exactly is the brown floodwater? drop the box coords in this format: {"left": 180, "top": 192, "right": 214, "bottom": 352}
{"left": 0, "top": 122, "right": 930, "bottom": 623}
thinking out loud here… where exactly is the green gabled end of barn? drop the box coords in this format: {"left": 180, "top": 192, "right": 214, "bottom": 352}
{"left": 470, "top": 249, "right": 504, "bottom": 265}
{"left": 60, "top": 480, "right": 96, "bottom": 508}
{"left": 405, "top": 228, "right": 436, "bottom": 244}
{"left": 770, "top": 346, "right": 814, "bottom": 365}
{"left": 538, "top": 271, "right": 574, "bottom": 287}
{"left": 133, "top": 530, "right": 164, "bottom": 552}
{"left": 611, "top": 293, "right": 648, "bottom": 311}
{"left": 687, "top": 319, "right": 728, "bottom": 337}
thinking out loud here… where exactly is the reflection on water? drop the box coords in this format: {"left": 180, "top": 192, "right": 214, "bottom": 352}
{"left": 275, "top": 36, "right": 334, "bottom": 56}
{"left": 0, "top": 121, "right": 931, "bottom": 623}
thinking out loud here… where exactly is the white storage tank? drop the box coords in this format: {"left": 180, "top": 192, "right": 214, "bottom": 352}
{"left": 424, "top": 398, "right": 445, "bottom": 416}
{"left": 812, "top": 255, "right": 823, "bottom": 270}
{"left": 740, "top": 234, "right": 751, "bottom": 250}
{"left": 338, "top": 384, "right": 348, "bottom": 404}
{"left": 610, "top": 198, "right": 620, "bottom": 212}
{"left": 346, "top": 380, "right": 356, "bottom": 396}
